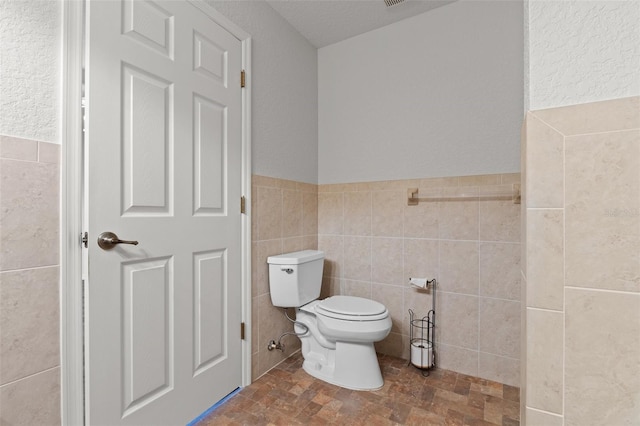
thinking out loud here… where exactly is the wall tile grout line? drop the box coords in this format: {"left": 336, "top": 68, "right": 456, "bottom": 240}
{"left": 0, "top": 264, "right": 60, "bottom": 273}
{"left": 0, "top": 365, "right": 60, "bottom": 388}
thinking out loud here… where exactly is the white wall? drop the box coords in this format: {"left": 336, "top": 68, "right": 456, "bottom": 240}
{"left": 527, "top": 0, "right": 640, "bottom": 110}
{"left": 0, "top": 0, "right": 61, "bottom": 143}
{"left": 318, "top": 1, "right": 523, "bottom": 184}
{"left": 208, "top": 1, "right": 319, "bottom": 184}
{"left": 0, "top": 0, "right": 318, "bottom": 182}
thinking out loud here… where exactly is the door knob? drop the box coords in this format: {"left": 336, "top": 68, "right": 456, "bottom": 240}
{"left": 97, "top": 232, "right": 139, "bottom": 250}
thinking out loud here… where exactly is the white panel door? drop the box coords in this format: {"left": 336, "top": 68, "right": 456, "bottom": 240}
{"left": 85, "top": 1, "right": 243, "bottom": 424}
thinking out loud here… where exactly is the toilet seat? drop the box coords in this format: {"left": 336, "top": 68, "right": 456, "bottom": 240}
{"left": 316, "top": 296, "right": 388, "bottom": 321}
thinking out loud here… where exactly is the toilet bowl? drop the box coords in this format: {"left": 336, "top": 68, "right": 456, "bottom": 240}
{"left": 295, "top": 296, "right": 392, "bottom": 390}
{"left": 267, "top": 250, "right": 392, "bottom": 391}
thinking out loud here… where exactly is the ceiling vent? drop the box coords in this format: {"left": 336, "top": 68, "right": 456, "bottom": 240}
{"left": 384, "top": 0, "right": 405, "bottom": 7}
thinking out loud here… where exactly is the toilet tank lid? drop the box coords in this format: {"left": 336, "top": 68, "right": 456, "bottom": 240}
{"left": 267, "top": 250, "right": 325, "bottom": 265}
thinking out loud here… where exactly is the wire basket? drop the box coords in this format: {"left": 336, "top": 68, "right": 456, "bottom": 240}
{"left": 408, "top": 278, "right": 436, "bottom": 374}
{"left": 409, "top": 310, "right": 435, "bottom": 370}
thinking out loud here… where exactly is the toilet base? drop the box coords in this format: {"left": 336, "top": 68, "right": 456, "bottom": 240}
{"left": 301, "top": 341, "right": 384, "bottom": 391}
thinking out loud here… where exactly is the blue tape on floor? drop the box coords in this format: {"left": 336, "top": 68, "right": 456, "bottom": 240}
{"left": 186, "top": 387, "right": 242, "bottom": 426}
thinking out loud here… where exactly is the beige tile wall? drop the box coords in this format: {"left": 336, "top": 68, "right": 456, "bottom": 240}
{"left": 317, "top": 174, "right": 522, "bottom": 386}
{"left": 522, "top": 96, "right": 640, "bottom": 425}
{"left": 250, "top": 175, "right": 318, "bottom": 380}
{"left": 0, "top": 135, "right": 61, "bottom": 425}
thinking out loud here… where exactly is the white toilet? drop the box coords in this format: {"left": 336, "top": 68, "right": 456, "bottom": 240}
{"left": 267, "top": 250, "right": 392, "bottom": 391}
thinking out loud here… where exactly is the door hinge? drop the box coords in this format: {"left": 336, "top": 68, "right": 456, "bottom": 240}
{"left": 240, "top": 70, "right": 246, "bottom": 88}
{"left": 240, "top": 195, "right": 246, "bottom": 214}
{"left": 240, "top": 322, "right": 245, "bottom": 340}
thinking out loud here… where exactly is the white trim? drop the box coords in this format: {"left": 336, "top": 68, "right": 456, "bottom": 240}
{"left": 187, "top": 0, "right": 250, "bottom": 40}
{"left": 62, "top": 3, "right": 253, "bottom": 423}
{"left": 241, "top": 37, "right": 253, "bottom": 387}
{"left": 61, "top": 0, "right": 85, "bottom": 425}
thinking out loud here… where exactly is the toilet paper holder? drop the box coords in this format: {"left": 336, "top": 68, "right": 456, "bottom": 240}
{"left": 408, "top": 278, "right": 436, "bottom": 375}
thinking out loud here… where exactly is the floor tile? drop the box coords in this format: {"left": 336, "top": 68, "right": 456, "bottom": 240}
{"left": 198, "top": 352, "right": 520, "bottom": 425}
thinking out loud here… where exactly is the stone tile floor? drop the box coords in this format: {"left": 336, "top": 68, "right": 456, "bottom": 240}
{"left": 198, "top": 352, "right": 520, "bottom": 425}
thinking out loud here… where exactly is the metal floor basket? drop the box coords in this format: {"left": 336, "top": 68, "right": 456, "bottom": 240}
{"left": 408, "top": 279, "right": 436, "bottom": 376}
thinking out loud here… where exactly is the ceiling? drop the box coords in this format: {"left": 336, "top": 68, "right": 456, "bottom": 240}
{"left": 265, "top": 0, "right": 456, "bottom": 48}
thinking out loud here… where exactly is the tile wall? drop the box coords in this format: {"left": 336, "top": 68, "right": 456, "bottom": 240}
{"left": 317, "top": 174, "right": 522, "bottom": 386}
{"left": 0, "top": 135, "right": 61, "bottom": 425}
{"left": 250, "top": 175, "right": 319, "bottom": 380}
{"left": 522, "top": 96, "right": 640, "bottom": 425}
{"left": 0, "top": 148, "right": 523, "bottom": 420}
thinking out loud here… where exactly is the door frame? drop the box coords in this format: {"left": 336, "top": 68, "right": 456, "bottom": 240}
{"left": 61, "top": 2, "right": 252, "bottom": 424}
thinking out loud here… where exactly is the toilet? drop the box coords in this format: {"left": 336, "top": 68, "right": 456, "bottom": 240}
{"left": 267, "top": 250, "right": 392, "bottom": 391}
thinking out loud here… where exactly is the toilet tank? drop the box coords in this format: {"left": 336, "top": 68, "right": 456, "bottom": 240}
{"left": 267, "top": 250, "right": 324, "bottom": 307}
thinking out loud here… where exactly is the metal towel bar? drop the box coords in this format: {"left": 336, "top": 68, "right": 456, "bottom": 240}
{"left": 407, "top": 183, "right": 521, "bottom": 205}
